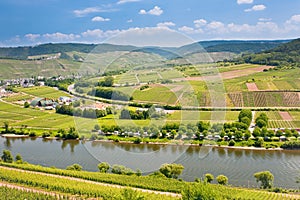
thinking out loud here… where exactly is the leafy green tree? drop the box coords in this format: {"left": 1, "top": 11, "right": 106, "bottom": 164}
{"left": 111, "top": 165, "right": 135, "bottom": 175}
{"left": 99, "top": 76, "right": 114, "bottom": 87}
{"left": 3, "top": 122, "right": 9, "bottom": 133}
{"left": 98, "top": 162, "right": 110, "bottom": 173}
{"left": 254, "top": 137, "right": 264, "bottom": 147}
{"left": 252, "top": 127, "right": 261, "bottom": 138}
{"left": 228, "top": 139, "right": 235, "bottom": 146}
{"left": 24, "top": 102, "right": 30, "bottom": 108}
{"left": 256, "top": 119, "right": 267, "bottom": 128}
{"left": 204, "top": 173, "right": 214, "bottom": 183}
{"left": 1, "top": 150, "right": 13, "bottom": 163}
{"left": 216, "top": 175, "right": 228, "bottom": 185}
{"left": 66, "top": 163, "right": 82, "bottom": 171}
{"left": 159, "top": 163, "right": 184, "bottom": 179}
{"left": 94, "top": 124, "right": 100, "bottom": 131}
{"left": 254, "top": 171, "right": 274, "bottom": 189}
{"left": 15, "top": 154, "right": 23, "bottom": 164}
{"left": 238, "top": 110, "right": 252, "bottom": 123}
{"left": 244, "top": 131, "right": 252, "bottom": 140}
{"left": 197, "top": 121, "right": 210, "bottom": 133}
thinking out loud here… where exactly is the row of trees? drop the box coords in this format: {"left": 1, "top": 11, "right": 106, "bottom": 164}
{"left": 88, "top": 87, "right": 132, "bottom": 101}
{"left": 56, "top": 105, "right": 111, "bottom": 119}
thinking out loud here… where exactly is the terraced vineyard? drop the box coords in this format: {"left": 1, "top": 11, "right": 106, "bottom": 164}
{"left": 228, "top": 91, "right": 300, "bottom": 107}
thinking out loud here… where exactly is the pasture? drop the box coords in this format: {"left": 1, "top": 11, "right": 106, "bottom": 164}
{"left": 16, "top": 86, "right": 70, "bottom": 99}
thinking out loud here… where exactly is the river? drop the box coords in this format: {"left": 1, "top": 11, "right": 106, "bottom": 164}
{"left": 0, "top": 136, "right": 299, "bottom": 189}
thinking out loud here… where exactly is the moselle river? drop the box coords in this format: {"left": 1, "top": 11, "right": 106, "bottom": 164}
{"left": 0, "top": 136, "right": 299, "bottom": 189}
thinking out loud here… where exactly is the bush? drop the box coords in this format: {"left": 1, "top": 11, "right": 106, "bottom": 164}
{"left": 159, "top": 163, "right": 184, "bottom": 179}
{"left": 1, "top": 150, "right": 13, "bottom": 163}
{"left": 204, "top": 173, "right": 214, "bottom": 183}
{"left": 228, "top": 140, "right": 235, "bottom": 146}
{"left": 254, "top": 171, "right": 274, "bottom": 189}
{"left": 98, "top": 162, "right": 110, "bottom": 173}
{"left": 216, "top": 175, "right": 228, "bottom": 185}
{"left": 66, "top": 164, "right": 82, "bottom": 171}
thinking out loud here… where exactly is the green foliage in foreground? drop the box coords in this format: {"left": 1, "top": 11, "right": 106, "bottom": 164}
{"left": 0, "top": 167, "right": 175, "bottom": 200}
{"left": 0, "top": 162, "right": 187, "bottom": 193}
{"left": 0, "top": 162, "right": 298, "bottom": 200}
{"left": 0, "top": 186, "right": 69, "bottom": 200}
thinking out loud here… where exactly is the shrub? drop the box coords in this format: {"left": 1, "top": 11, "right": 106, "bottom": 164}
{"left": 66, "top": 164, "right": 82, "bottom": 171}
{"left": 216, "top": 175, "right": 228, "bottom": 185}
{"left": 98, "top": 162, "right": 110, "bottom": 173}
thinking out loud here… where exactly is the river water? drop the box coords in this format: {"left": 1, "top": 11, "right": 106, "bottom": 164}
{"left": 0, "top": 136, "right": 299, "bottom": 189}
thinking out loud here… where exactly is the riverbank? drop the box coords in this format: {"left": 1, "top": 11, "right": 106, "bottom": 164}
{"left": 1, "top": 133, "right": 296, "bottom": 151}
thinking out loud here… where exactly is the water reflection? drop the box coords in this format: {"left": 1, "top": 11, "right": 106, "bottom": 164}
{"left": 0, "top": 136, "right": 299, "bottom": 189}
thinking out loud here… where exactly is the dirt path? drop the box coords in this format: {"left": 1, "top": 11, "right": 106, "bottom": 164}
{"left": 0, "top": 166, "right": 181, "bottom": 198}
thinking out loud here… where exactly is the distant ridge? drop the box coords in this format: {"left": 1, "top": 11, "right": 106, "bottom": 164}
{"left": 0, "top": 39, "right": 292, "bottom": 60}
{"left": 234, "top": 38, "right": 300, "bottom": 67}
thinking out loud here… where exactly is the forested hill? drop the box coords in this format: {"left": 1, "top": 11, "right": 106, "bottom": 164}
{"left": 178, "top": 40, "right": 289, "bottom": 55}
{"left": 0, "top": 43, "right": 136, "bottom": 60}
{"left": 0, "top": 39, "right": 291, "bottom": 60}
{"left": 234, "top": 38, "right": 300, "bottom": 67}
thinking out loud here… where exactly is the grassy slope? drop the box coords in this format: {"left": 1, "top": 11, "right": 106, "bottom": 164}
{"left": 0, "top": 162, "right": 298, "bottom": 200}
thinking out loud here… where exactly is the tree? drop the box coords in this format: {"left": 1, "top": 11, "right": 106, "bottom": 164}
{"left": 98, "top": 162, "right": 110, "bottom": 173}
{"left": 238, "top": 109, "right": 252, "bottom": 123}
{"left": 204, "top": 173, "right": 214, "bottom": 183}
{"left": 1, "top": 150, "right": 13, "bottom": 163}
{"left": 99, "top": 76, "right": 114, "bottom": 87}
{"left": 24, "top": 102, "right": 30, "bottom": 108}
{"left": 15, "top": 154, "right": 23, "bottom": 164}
{"left": 254, "top": 171, "right": 274, "bottom": 189}
{"left": 216, "top": 175, "right": 228, "bottom": 185}
{"left": 197, "top": 121, "right": 210, "bottom": 133}
{"left": 159, "top": 163, "right": 184, "bottom": 179}
{"left": 94, "top": 124, "right": 100, "bottom": 131}
{"left": 3, "top": 122, "right": 9, "bottom": 133}
{"left": 66, "top": 163, "right": 82, "bottom": 171}
{"left": 256, "top": 119, "right": 267, "bottom": 128}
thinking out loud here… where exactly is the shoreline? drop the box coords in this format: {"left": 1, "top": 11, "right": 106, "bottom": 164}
{"left": 2, "top": 133, "right": 296, "bottom": 151}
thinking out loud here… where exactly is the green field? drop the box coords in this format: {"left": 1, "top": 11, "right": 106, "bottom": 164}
{"left": 16, "top": 86, "right": 70, "bottom": 99}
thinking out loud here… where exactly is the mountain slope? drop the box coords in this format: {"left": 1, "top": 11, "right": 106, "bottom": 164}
{"left": 235, "top": 38, "right": 300, "bottom": 67}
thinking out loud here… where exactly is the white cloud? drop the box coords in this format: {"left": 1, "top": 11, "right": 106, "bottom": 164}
{"left": 81, "top": 29, "right": 121, "bottom": 39}
{"left": 139, "top": 6, "right": 163, "bottom": 16}
{"left": 286, "top": 14, "right": 300, "bottom": 24}
{"left": 117, "top": 0, "right": 140, "bottom": 4}
{"left": 139, "top": 9, "right": 147, "bottom": 15}
{"left": 43, "top": 32, "right": 81, "bottom": 41}
{"left": 127, "top": 19, "right": 133, "bottom": 23}
{"left": 73, "top": 7, "right": 116, "bottom": 17}
{"left": 259, "top": 18, "right": 272, "bottom": 22}
{"left": 245, "top": 4, "right": 266, "bottom": 12}
{"left": 74, "top": 7, "right": 101, "bottom": 17}
{"left": 194, "top": 19, "right": 207, "bottom": 28}
{"left": 106, "top": 26, "right": 192, "bottom": 47}
{"left": 178, "top": 26, "right": 203, "bottom": 34}
{"left": 157, "top": 22, "right": 176, "bottom": 28}
{"left": 237, "top": 0, "right": 253, "bottom": 4}
{"left": 25, "top": 34, "right": 40, "bottom": 41}
{"left": 92, "top": 16, "right": 110, "bottom": 22}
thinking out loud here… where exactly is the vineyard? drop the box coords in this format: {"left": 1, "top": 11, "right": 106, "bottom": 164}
{"left": 228, "top": 91, "right": 300, "bottom": 107}
{"left": 0, "top": 166, "right": 177, "bottom": 200}
{"left": 0, "top": 185, "right": 69, "bottom": 200}
{"left": 0, "top": 163, "right": 299, "bottom": 200}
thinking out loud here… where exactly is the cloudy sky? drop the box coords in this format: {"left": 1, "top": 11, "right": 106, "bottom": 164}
{"left": 1, "top": 0, "right": 300, "bottom": 46}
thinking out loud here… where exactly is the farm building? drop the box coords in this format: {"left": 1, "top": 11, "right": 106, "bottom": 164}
{"left": 30, "top": 98, "right": 58, "bottom": 108}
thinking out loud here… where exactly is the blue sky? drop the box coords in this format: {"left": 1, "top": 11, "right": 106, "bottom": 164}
{"left": 1, "top": 0, "right": 300, "bottom": 46}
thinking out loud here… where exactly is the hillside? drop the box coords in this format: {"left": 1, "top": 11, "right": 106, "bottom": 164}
{"left": 0, "top": 43, "right": 136, "bottom": 60}
{"left": 235, "top": 38, "right": 300, "bottom": 67}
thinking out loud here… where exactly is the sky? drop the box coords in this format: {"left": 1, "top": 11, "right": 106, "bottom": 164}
{"left": 1, "top": 0, "right": 300, "bottom": 47}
